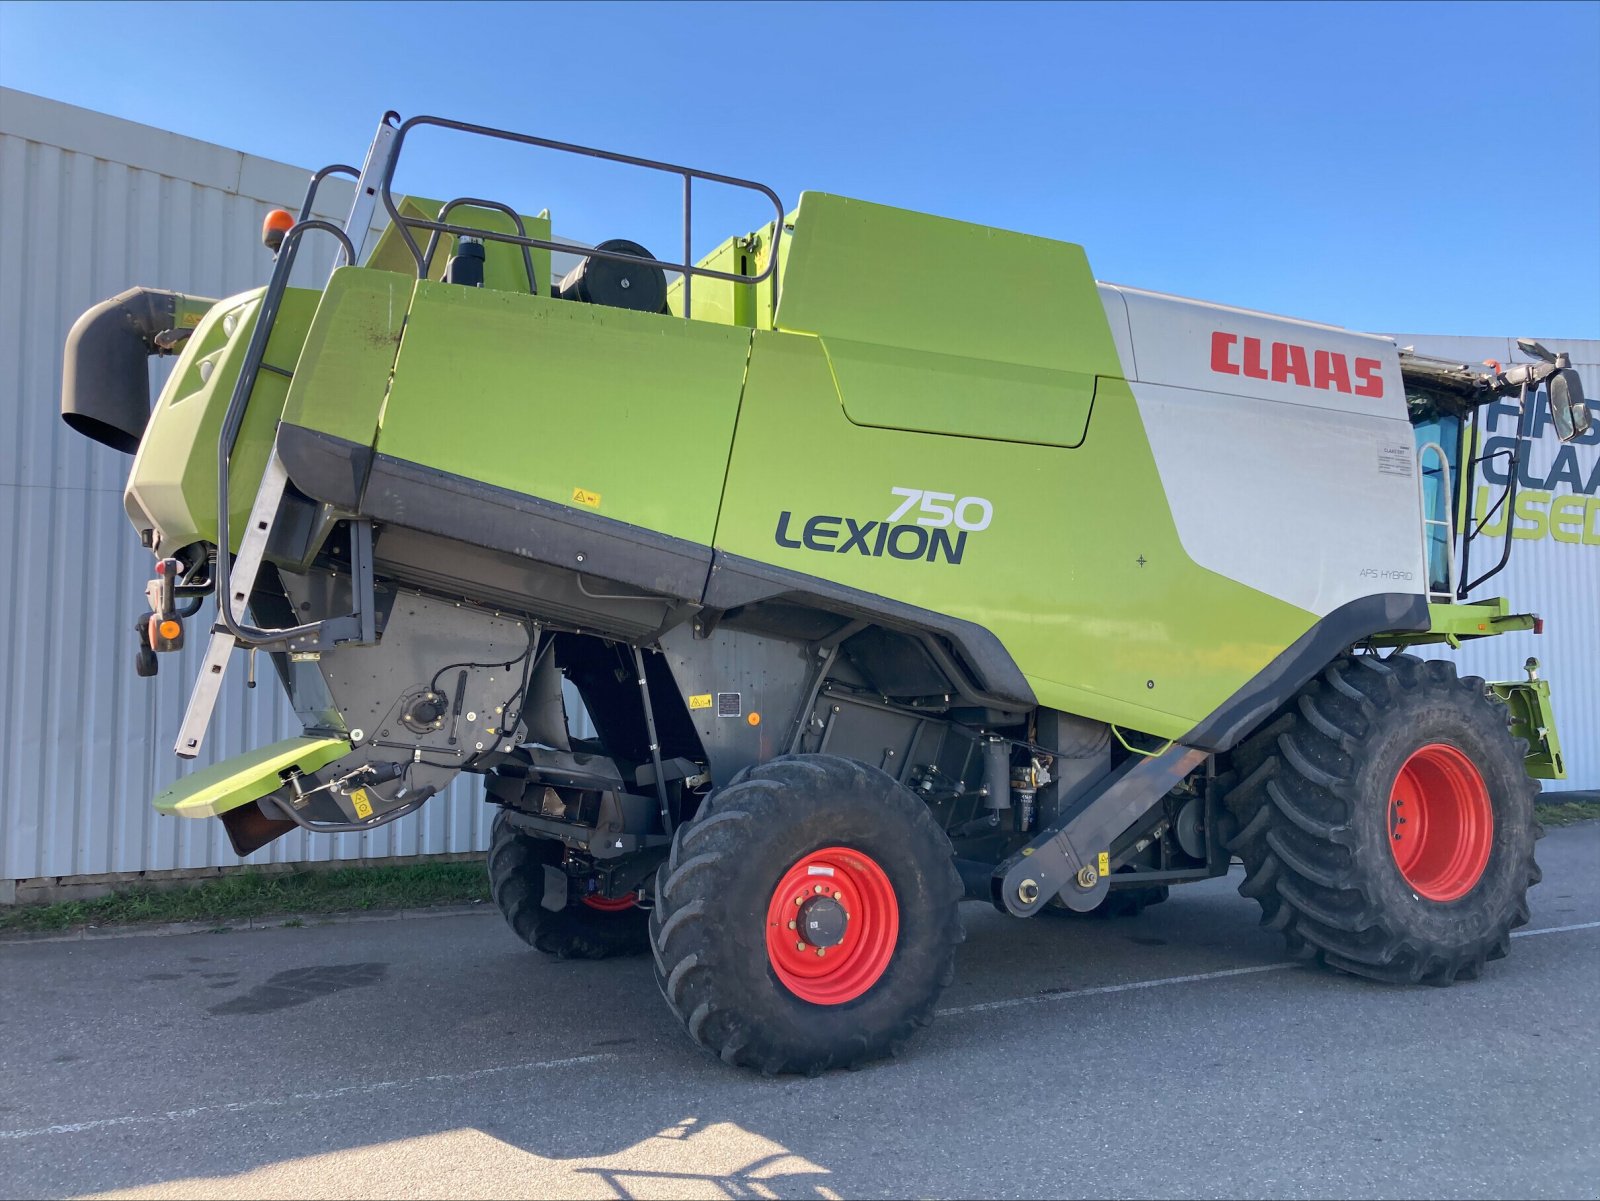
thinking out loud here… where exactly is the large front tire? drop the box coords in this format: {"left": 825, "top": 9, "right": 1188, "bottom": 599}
{"left": 1224, "top": 653, "right": 1541, "bottom": 985}
{"left": 650, "top": 754, "right": 964, "bottom": 1074}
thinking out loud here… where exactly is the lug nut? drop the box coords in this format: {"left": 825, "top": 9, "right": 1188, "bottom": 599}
{"left": 814, "top": 884, "right": 825, "bottom": 894}
{"left": 796, "top": 941, "right": 806, "bottom": 952}
{"left": 833, "top": 890, "right": 843, "bottom": 901}
{"left": 787, "top": 919, "right": 797, "bottom": 930}
{"left": 816, "top": 948, "right": 826, "bottom": 958}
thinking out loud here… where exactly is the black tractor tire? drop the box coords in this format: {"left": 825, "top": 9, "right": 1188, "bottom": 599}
{"left": 650, "top": 754, "right": 964, "bottom": 1074}
{"left": 487, "top": 811, "right": 650, "bottom": 959}
{"left": 1223, "top": 653, "right": 1541, "bottom": 986}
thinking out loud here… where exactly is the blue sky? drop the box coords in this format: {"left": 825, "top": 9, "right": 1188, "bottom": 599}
{"left": 2, "top": 0, "right": 1596, "bottom": 337}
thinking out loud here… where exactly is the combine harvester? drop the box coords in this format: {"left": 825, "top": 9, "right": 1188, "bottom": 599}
{"left": 62, "top": 112, "right": 1584, "bottom": 1072}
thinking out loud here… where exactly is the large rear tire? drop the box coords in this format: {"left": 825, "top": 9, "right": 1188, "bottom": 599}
{"left": 487, "top": 811, "right": 650, "bottom": 959}
{"left": 1223, "top": 653, "right": 1541, "bottom": 985}
{"left": 650, "top": 754, "right": 963, "bottom": 1074}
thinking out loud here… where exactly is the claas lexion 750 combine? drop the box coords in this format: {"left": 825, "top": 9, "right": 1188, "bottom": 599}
{"left": 61, "top": 112, "right": 1586, "bottom": 1072}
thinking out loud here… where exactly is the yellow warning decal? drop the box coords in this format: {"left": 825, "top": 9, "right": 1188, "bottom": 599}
{"left": 1097, "top": 851, "right": 1110, "bottom": 875}
{"left": 178, "top": 310, "right": 203, "bottom": 327}
{"left": 350, "top": 787, "right": 374, "bottom": 819}
{"left": 688, "top": 693, "right": 713, "bottom": 710}
{"left": 571, "top": 487, "right": 602, "bottom": 508}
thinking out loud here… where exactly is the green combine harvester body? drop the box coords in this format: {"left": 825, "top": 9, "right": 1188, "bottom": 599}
{"left": 60, "top": 112, "right": 1586, "bottom": 1072}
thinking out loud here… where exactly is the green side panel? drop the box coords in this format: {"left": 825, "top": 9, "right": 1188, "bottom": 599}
{"left": 153, "top": 736, "right": 348, "bottom": 818}
{"left": 375, "top": 282, "right": 753, "bottom": 545}
{"left": 775, "top": 193, "right": 1122, "bottom": 443}
{"left": 1490, "top": 678, "right": 1565, "bottom": 780}
{"left": 280, "top": 267, "right": 412, "bottom": 448}
{"left": 714, "top": 331, "right": 1315, "bottom": 739}
{"left": 666, "top": 222, "right": 784, "bottom": 330}
{"left": 776, "top": 193, "right": 1114, "bottom": 446}
{"left": 366, "top": 195, "right": 552, "bottom": 296}
{"left": 124, "top": 287, "right": 319, "bottom": 552}
{"left": 821, "top": 338, "right": 1097, "bottom": 447}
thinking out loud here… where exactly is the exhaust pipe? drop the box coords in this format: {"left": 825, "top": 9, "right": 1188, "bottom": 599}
{"left": 61, "top": 287, "right": 216, "bottom": 454}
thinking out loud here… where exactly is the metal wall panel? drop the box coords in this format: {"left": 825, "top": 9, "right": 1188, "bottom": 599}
{"left": 1394, "top": 335, "right": 1599, "bottom": 793}
{"left": 0, "top": 90, "right": 505, "bottom": 881}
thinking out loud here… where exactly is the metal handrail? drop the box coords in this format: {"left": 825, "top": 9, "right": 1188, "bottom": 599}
{"left": 1457, "top": 381, "right": 1531, "bottom": 599}
{"left": 1416, "top": 440, "right": 1457, "bottom": 602}
{"left": 212, "top": 215, "right": 355, "bottom": 648}
{"left": 376, "top": 114, "right": 786, "bottom": 319}
{"left": 420, "top": 197, "right": 538, "bottom": 294}
{"left": 295, "top": 163, "right": 360, "bottom": 224}
{"left": 210, "top": 113, "right": 789, "bottom": 649}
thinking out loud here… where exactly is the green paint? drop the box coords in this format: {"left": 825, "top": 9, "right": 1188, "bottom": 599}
{"left": 375, "top": 281, "right": 753, "bottom": 544}
{"left": 665, "top": 221, "right": 784, "bottom": 329}
{"left": 153, "top": 736, "right": 349, "bottom": 818}
{"left": 366, "top": 196, "right": 552, "bottom": 295}
{"left": 280, "top": 267, "right": 412, "bottom": 448}
{"left": 125, "top": 286, "right": 319, "bottom": 553}
{"left": 1369, "top": 598, "right": 1538, "bottom": 649}
{"left": 1491, "top": 677, "right": 1566, "bottom": 780}
{"left": 775, "top": 194, "right": 1112, "bottom": 366}
{"left": 715, "top": 329, "right": 1313, "bottom": 739}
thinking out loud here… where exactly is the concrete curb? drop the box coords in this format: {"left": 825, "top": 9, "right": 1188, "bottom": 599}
{"left": 0, "top": 902, "right": 496, "bottom": 947}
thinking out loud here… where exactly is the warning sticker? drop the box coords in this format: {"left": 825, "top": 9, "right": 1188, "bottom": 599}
{"left": 571, "top": 487, "right": 602, "bottom": 508}
{"left": 1097, "top": 851, "right": 1110, "bottom": 875}
{"left": 350, "top": 787, "right": 374, "bottom": 820}
{"left": 1377, "top": 443, "right": 1413, "bottom": 477}
{"left": 717, "top": 692, "right": 743, "bottom": 718}
{"left": 688, "top": 693, "right": 713, "bottom": 710}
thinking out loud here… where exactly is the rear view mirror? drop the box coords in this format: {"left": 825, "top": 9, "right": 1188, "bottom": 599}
{"left": 1549, "top": 368, "right": 1591, "bottom": 442}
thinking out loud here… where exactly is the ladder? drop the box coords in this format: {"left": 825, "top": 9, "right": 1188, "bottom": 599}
{"left": 173, "top": 120, "right": 396, "bottom": 759}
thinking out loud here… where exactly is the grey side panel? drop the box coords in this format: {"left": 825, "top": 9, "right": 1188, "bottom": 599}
{"left": 1183, "top": 592, "right": 1430, "bottom": 752}
{"left": 361, "top": 451, "right": 713, "bottom": 601}
{"left": 655, "top": 624, "right": 816, "bottom": 784}
{"left": 278, "top": 422, "right": 374, "bottom": 511}
{"left": 705, "top": 550, "right": 1036, "bottom": 708}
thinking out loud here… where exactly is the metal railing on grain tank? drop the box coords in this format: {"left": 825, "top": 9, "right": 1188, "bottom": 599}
{"left": 374, "top": 113, "right": 786, "bottom": 318}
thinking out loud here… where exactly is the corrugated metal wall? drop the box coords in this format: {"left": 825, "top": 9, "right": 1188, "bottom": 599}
{"left": 0, "top": 89, "right": 505, "bottom": 881}
{"left": 1396, "top": 335, "right": 1599, "bottom": 793}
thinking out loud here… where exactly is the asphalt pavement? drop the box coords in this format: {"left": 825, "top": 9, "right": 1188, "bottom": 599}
{"left": 2, "top": 823, "right": 1597, "bottom": 1201}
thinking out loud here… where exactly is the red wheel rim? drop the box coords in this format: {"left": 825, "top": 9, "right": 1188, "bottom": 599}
{"left": 581, "top": 893, "right": 637, "bottom": 912}
{"left": 1388, "top": 743, "right": 1494, "bottom": 902}
{"left": 765, "top": 847, "right": 899, "bottom": 1005}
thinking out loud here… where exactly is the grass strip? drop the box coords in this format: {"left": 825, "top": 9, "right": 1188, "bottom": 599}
{"left": 1535, "top": 798, "right": 1600, "bottom": 828}
{"left": 1, "top": 860, "right": 489, "bottom": 934}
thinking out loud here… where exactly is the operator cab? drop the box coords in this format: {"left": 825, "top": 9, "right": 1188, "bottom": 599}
{"left": 1400, "top": 343, "right": 1590, "bottom": 602}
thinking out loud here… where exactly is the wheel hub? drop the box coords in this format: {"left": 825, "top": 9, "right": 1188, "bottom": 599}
{"left": 797, "top": 895, "right": 848, "bottom": 947}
